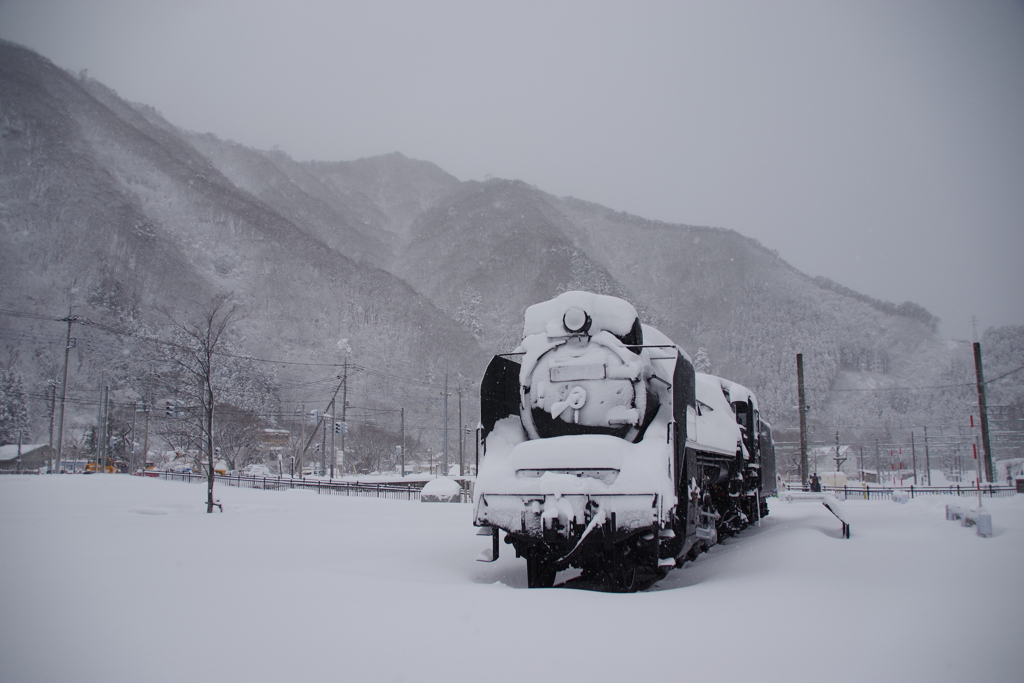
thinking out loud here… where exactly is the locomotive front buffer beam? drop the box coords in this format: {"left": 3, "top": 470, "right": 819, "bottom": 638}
{"left": 475, "top": 492, "right": 680, "bottom": 569}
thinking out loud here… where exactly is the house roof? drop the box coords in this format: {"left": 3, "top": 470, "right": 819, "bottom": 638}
{"left": 0, "top": 444, "right": 50, "bottom": 462}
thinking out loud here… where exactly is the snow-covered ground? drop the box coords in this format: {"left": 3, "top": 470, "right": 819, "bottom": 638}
{"left": 1, "top": 476, "right": 1020, "bottom": 683}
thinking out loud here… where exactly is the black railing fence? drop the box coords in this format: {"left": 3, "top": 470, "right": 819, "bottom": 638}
{"left": 781, "top": 483, "right": 1016, "bottom": 501}
{"left": 148, "top": 471, "right": 472, "bottom": 503}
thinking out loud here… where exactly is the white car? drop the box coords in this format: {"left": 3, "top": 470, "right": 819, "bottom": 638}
{"left": 241, "top": 464, "right": 273, "bottom": 478}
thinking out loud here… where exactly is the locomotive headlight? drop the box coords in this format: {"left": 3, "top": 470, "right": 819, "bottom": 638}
{"left": 563, "top": 307, "right": 591, "bottom": 334}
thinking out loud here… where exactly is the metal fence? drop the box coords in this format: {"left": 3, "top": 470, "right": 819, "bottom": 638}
{"left": 805, "top": 484, "right": 1017, "bottom": 501}
{"left": 148, "top": 471, "right": 472, "bottom": 502}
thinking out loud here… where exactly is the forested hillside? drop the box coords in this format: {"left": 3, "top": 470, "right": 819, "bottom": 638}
{"left": 1, "top": 40, "right": 1020, "bottom": 472}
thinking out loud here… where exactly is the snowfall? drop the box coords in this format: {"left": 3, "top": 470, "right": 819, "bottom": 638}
{"left": 1, "top": 476, "right": 1021, "bottom": 683}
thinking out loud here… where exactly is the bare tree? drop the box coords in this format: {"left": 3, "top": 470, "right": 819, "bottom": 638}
{"left": 158, "top": 295, "right": 240, "bottom": 513}
{"left": 214, "top": 403, "right": 266, "bottom": 471}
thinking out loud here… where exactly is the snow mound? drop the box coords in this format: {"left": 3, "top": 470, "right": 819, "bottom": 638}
{"left": 420, "top": 477, "right": 463, "bottom": 503}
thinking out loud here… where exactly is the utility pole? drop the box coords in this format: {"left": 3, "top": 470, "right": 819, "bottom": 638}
{"left": 145, "top": 399, "right": 152, "bottom": 467}
{"left": 442, "top": 370, "right": 450, "bottom": 477}
{"left": 400, "top": 407, "right": 405, "bottom": 478}
{"left": 303, "top": 370, "right": 346, "bottom": 479}
{"left": 911, "top": 431, "right": 917, "bottom": 485}
{"left": 47, "top": 383, "right": 56, "bottom": 450}
{"left": 458, "top": 387, "right": 464, "bottom": 477}
{"left": 296, "top": 403, "right": 305, "bottom": 477}
{"left": 924, "top": 425, "right": 931, "bottom": 486}
{"left": 340, "top": 360, "right": 348, "bottom": 476}
{"left": 54, "top": 310, "right": 79, "bottom": 473}
{"left": 973, "top": 342, "right": 994, "bottom": 483}
{"left": 797, "top": 353, "right": 808, "bottom": 487}
{"left": 98, "top": 384, "right": 109, "bottom": 472}
{"left": 321, "top": 406, "right": 328, "bottom": 477}
{"left": 329, "top": 397, "right": 336, "bottom": 479}
{"left": 875, "top": 438, "right": 881, "bottom": 486}
{"left": 131, "top": 404, "right": 138, "bottom": 474}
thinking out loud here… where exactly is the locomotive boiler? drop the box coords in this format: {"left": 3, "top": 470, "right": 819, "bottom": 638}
{"left": 474, "top": 291, "right": 776, "bottom": 590}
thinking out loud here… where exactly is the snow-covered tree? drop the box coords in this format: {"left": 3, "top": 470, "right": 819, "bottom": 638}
{"left": 0, "top": 368, "right": 29, "bottom": 446}
{"left": 454, "top": 289, "right": 483, "bottom": 338}
{"left": 693, "top": 347, "right": 712, "bottom": 374}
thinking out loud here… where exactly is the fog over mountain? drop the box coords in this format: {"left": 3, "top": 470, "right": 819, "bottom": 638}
{"left": 2, "top": 41, "right": 1021, "bottom": 466}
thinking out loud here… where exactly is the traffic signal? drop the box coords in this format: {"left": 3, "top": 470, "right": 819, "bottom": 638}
{"left": 165, "top": 401, "right": 174, "bottom": 417}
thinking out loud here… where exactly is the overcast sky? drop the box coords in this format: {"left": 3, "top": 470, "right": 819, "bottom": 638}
{"left": 2, "top": 0, "right": 1022, "bottom": 340}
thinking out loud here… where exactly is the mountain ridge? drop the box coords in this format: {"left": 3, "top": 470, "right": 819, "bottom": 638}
{"left": 3, "top": 39, "right": 1020, "bottom": 465}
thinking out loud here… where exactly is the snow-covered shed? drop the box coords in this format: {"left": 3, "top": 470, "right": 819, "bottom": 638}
{"left": 0, "top": 444, "right": 54, "bottom": 472}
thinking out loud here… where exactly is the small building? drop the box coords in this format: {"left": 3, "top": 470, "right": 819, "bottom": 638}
{"left": 859, "top": 469, "right": 879, "bottom": 484}
{"left": 0, "top": 444, "right": 56, "bottom": 473}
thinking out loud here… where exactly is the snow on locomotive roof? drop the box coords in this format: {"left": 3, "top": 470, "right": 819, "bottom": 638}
{"left": 694, "top": 373, "right": 743, "bottom": 454}
{"left": 717, "top": 377, "right": 758, "bottom": 411}
{"left": 523, "top": 291, "right": 638, "bottom": 338}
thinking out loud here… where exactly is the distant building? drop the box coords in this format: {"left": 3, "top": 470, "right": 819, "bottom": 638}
{"left": 0, "top": 444, "right": 55, "bottom": 472}
{"left": 809, "top": 444, "right": 855, "bottom": 476}
{"left": 257, "top": 428, "right": 291, "bottom": 472}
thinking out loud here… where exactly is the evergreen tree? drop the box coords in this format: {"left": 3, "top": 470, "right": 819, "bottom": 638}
{"left": 693, "top": 347, "right": 712, "bottom": 374}
{"left": 0, "top": 369, "right": 29, "bottom": 446}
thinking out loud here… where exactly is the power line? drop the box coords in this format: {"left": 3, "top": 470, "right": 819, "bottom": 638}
{"left": 805, "top": 362, "right": 1024, "bottom": 394}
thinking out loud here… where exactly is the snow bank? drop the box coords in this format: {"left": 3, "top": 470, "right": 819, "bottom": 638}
{"left": 420, "top": 477, "right": 462, "bottom": 502}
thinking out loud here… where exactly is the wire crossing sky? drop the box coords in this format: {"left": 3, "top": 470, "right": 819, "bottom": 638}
{"left": 1, "top": 0, "right": 1022, "bottom": 340}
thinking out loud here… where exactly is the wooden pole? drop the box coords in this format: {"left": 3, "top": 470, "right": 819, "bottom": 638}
{"left": 54, "top": 310, "right": 76, "bottom": 474}
{"left": 797, "top": 353, "right": 808, "bottom": 487}
{"left": 973, "top": 342, "right": 994, "bottom": 483}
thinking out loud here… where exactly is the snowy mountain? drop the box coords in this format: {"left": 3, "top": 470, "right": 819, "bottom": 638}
{"left": 1, "top": 40, "right": 1020, "bottom": 462}
{"left": 0, "top": 41, "right": 486, "bottom": 436}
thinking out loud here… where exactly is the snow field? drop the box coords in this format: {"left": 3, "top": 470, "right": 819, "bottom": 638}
{"left": 0, "top": 475, "right": 1021, "bottom": 683}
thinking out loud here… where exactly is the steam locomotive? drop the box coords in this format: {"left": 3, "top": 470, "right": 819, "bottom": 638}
{"left": 474, "top": 291, "right": 776, "bottom": 590}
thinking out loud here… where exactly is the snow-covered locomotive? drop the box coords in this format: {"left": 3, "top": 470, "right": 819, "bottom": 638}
{"left": 474, "top": 291, "right": 776, "bottom": 590}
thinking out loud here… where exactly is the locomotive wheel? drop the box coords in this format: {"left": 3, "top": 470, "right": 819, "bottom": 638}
{"left": 600, "top": 546, "right": 640, "bottom": 592}
{"left": 611, "top": 559, "right": 638, "bottom": 592}
{"left": 525, "top": 549, "right": 557, "bottom": 588}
